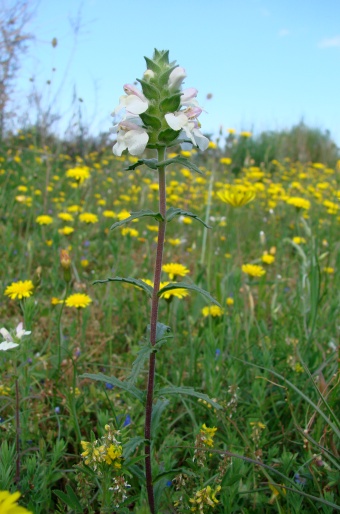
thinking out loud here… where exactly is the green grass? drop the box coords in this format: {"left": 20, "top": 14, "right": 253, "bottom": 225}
{"left": 0, "top": 132, "right": 339, "bottom": 512}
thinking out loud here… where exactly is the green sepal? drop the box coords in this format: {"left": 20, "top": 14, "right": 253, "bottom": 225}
{"left": 144, "top": 56, "right": 161, "bottom": 74}
{"left": 155, "top": 385, "right": 222, "bottom": 410}
{"left": 158, "top": 282, "right": 221, "bottom": 306}
{"left": 158, "top": 128, "right": 180, "bottom": 144}
{"left": 93, "top": 276, "right": 153, "bottom": 297}
{"left": 139, "top": 111, "right": 162, "bottom": 130}
{"left": 153, "top": 48, "right": 170, "bottom": 65}
{"left": 158, "top": 65, "right": 178, "bottom": 87}
{"left": 110, "top": 209, "right": 164, "bottom": 230}
{"left": 137, "top": 78, "right": 159, "bottom": 101}
{"left": 81, "top": 372, "right": 144, "bottom": 403}
{"left": 159, "top": 93, "right": 181, "bottom": 113}
{"left": 166, "top": 206, "right": 211, "bottom": 228}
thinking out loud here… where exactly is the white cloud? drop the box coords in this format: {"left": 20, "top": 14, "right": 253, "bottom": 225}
{"left": 318, "top": 35, "right": 340, "bottom": 48}
{"left": 278, "top": 29, "right": 290, "bottom": 37}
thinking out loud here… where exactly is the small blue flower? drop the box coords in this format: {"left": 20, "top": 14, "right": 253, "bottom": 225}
{"left": 105, "top": 383, "right": 114, "bottom": 390}
{"left": 123, "top": 414, "right": 131, "bottom": 427}
{"left": 55, "top": 406, "right": 60, "bottom": 414}
{"left": 294, "top": 473, "right": 307, "bottom": 485}
{"left": 215, "top": 349, "right": 221, "bottom": 358}
{"left": 166, "top": 480, "right": 172, "bottom": 487}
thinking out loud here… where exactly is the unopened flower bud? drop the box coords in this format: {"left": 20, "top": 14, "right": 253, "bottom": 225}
{"left": 168, "top": 66, "right": 187, "bottom": 91}
{"left": 60, "top": 249, "right": 72, "bottom": 283}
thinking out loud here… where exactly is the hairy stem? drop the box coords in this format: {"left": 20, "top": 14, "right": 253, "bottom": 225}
{"left": 145, "top": 146, "right": 167, "bottom": 514}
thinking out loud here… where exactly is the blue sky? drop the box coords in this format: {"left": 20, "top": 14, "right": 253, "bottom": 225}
{"left": 16, "top": 0, "right": 340, "bottom": 145}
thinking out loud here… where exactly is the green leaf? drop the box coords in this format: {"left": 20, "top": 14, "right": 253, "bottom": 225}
{"left": 54, "top": 485, "right": 83, "bottom": 512}
{"left": 140, "top": 112, "right": 162, "bottom": 130}
{"left": 111, "top": 209, "right": 163, "bottom": 230}
{"left": 93, "top": 277, "right": 153, "bottom": 297}
{"left": 123, "top": 436, "right": 145, "bottom": 459}
{"left": 157, "top": 128, "right": 180, "bottom": 144}
{"left": 156, "top": 386, "right": 222, "bottom": 410}
{"left": 81, "top": 372, "right": 144, "bottom": 403}
{"left": 126, "top": 343, "right": 153, "bottom": 385}
{"left": 151, "top": 398, "right": 170, "bottom": 437}
{"left": 159, "top": 94, "right": 181, "bottom": 113}
{"left": 147, "top": 321, "right": 172, "bottom": 342}
{"left": 137, "top": 78, "right": 159, "bottom": 101}
{"left": 166, "top": 207, "right": 211, "bottom": 228}
{"left": 158, "top": 282, "right": 221, "bottom": 306}
{"left": 125, "top": 158, "right": 158, "bottom": 171}
{"left": 167, "top": 155, "right": 203, "bottom": 174}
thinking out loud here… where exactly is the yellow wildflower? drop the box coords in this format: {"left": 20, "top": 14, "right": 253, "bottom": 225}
{"left": 242, "top": 264, "right": 266, "bottom": 277}
{"left": 4, "top": 280, "right": 34, "bottom": 300}
{"left": 217, "top": 186, "right": 255, "bottom": 207}
{"left": 79, "top": 213, "right": 99, "bottom": 224}
{"left": 162, "top": 263, "right": 190, "bottom": 280}
{"left": 0, "top": 490, "right": 32, "bottom": 513}
{"left": 65, "top": 293, "right": 92, "bottom": 308}
{"left": 36, "top": 215, "right": 53, "bottom": 225}
{"left": 202, "top": 305, "right": 223, "bottom": 317}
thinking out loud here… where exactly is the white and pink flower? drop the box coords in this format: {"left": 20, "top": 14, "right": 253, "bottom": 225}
{"left": 113, "top": 84, "right": 149, "bottom": 115}
{"left": 111, "top": 118, "right": 149, "bottom": 156}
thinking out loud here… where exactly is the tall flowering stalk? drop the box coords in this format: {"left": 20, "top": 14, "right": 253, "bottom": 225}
{"left": 84, "top": 49, "right": 219, "bottom": 513}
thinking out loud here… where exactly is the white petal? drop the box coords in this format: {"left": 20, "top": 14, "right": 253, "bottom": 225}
{"left": 0, "top": 341, "right": 19, "bottom": 351}
{"left": 0, "top": 327, "right": 12, "bottom": 342}
{"left": 165, "top": 113, "right": 187, "bottom": 131}
{"left": 125, "top": 129, "right": 149, "bottom": 156}
{"left": 124, "top": 95, "right": 148, "bottom": 115}
{"left": 168, "top": 67, "right": 187, "bottom": 90}
{"left": 192, "top": 128, "right": 210, "bottom": 151}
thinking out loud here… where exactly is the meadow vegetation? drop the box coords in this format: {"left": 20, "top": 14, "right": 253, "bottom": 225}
{"left": 0, "top": 122, "right": 339, "bottom": 513}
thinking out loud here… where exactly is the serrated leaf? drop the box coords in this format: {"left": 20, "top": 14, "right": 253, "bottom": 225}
{"left": 93, "top": 277, "right": 153, "bottom": 297}
{"left": 158, "top": 282, "right": 220, "bottom": 306}
{"left": 166, "top": 207, "right": 211, "bottom": 228}
{"left": 140, "top": 112, "right": 162, "bottom": 130}
{"left": 159, "top": 94, "right": 181, "bottom": 113}
{"left": 123, "top": 436, "right": 145, "bottom": 459}
{"left": 156, "top": 386, "right": 222, "bottom": 410}
{"left": 158, "top": 128, "right": 180, "bottom": 144}
{"left": 111, "top": 209, "right": 163, "bottom": 230}
{"left": 137, "top": 78, "right": 159, "bottom": 101}
{"left": 81, "top": 372, "right": 144, "bottom": 403}
{"left": 126, "top": 343, "right": 153, "bottom": 385}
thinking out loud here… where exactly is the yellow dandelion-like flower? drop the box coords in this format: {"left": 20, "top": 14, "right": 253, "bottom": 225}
{"left": 240, "top": 131, "right": 252, "bottom": 137}
{"left": 121, "top": 227, "right": 139, "bottom": 237}
{"left": 262, "top": 253, "right": 275, "bottom": 264}
{"left": 226, "top": 297, "right": 234, "bottom": 306}
{"left": 162, "top": 263, "right": 190, "bottom": 280}
{"left": 159, "top": 282, "right": 189, "bottom": 300}
{"left": 323, "top": 267, "right": 334, "bottom": 274}
{"left": 102, "top": 210, "right": 116, "bottom": 218}
{"left": 36, "top": 215, "right": 53, "bottom": 225}
{"left": 65, "top": 293, "right": 92, "bottom": 308}
{"left": 0, "top": 490, "right": 33, "bottom": 513}
{"left": 202, "top": 305, "right": 223, "bottom": 318}
{"left": 220, "top": 157, "right": 232, "bottom": 165}
{"left": 292, "top": 236, "right": 306, "bottom": 245}
{"left": 217, "top": 186, "right": 255, "bottom": 207}
{"left": 79, "top": 213, "right": 99, "bottom": 224}
{"left": 242, "top": 264, "right": 266, "bottom": 277}
{"left": 286, "top": 197, "right": 311, "bottom": 210}
{"left": 58, "top": 212, "right": 74, "bottom": 222}
{"left": 58, "top": 226, "right": 74, "bottom": 235}
{"left": 67, "top": 204, "right": 82, "bottom": 213}
{"left": 66, "top": 166, "right": 90, "bottom": 183}
{"left": 4, "top": 280, "right": 34, "bottom": 300}
{"left": 167, "top": 238, "right": 181, "bottom": 246}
